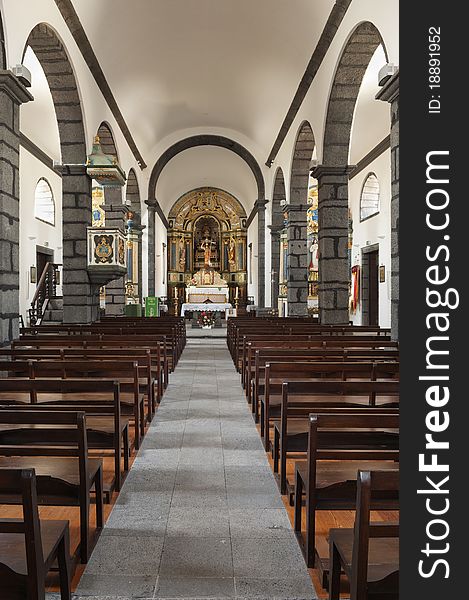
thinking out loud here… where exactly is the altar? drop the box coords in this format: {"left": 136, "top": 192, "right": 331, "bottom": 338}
{"left": 180, "top": 302, "right": 233, "bottom": 318}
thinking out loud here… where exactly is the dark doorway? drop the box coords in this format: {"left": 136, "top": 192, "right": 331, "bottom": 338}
{"left": 362, "top": 247, "right": 379, "bottom": 326}
{"left": 36, "top": 246, "right": 54, "bottom": 284}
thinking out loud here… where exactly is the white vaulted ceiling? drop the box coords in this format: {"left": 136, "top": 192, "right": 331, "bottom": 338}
{"left": 71, "top": 0, "right": 335, "bottom": 162}
{"left": 156, "top": 146, "right": 258, "bottom": 215}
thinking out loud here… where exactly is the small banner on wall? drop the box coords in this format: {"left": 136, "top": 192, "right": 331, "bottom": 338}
{"left": 350, "top": 265, "right": 360, "bottom": 313}
{"left": 144, "top": 297, "right": 159, "bottom": 317}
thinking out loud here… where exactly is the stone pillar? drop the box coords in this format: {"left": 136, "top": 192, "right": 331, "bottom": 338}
{"left": 103, "top": 193, "right": 127, "bottom": 316}
{"left": 312, "top": 165, "right": 352, "bottom": 325}
{"left": 0, "top": 72, "right": 33, "bottom": 344}
{"left": 61, "top": 165, "right": 100, "bottom": 324}
{"left": 286, "top": 204, "right": 308, "bottom": 316}
{"left": 256, "top": 199, "right": 267, "bottom": 308}
{"left": 377, "top": 71, "right": 399, "bottom": 340}
{"left": 269, "top": 225, "right": 282, "bottom": 309}
{"left": 145, "top": 203, "right": 156, "bottom": 296}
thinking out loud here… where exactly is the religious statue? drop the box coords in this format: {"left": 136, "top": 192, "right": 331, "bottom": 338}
{"left": 200, "top": 236, "right": 214, "bottom": 267}
{"left": 178, "top": 235, "right": 186, "bottom": 271}
{"left": 228, "top": 234, "right": 236, "bottom": 268}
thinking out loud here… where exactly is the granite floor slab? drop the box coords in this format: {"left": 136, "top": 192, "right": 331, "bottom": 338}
{"left": 75, "top": 339, "right": 317, "bottom": 600}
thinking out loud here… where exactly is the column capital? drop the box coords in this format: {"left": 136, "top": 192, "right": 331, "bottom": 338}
{"left": 144, "top": 198, "right": 156, "bottom": 209}
{"left": 0, "top": 70, "right": 34, "bottom": 105}
{"left": 376, "top": 70, "right": 399, "bottom": 103}
{"left": 311, "top": 165, "right": 355, "bottom": 179}
{"left": 56, "top": 164, "right": 89, "bottom": 177}
{"left": 255, "top": 198, "right": 268, "bottom": 210}
{"left": 102, "top": 203, "right": 128, "bottom": 215}
{"left": 268, "top": 224, "right": 283, "bottom": 236}
{"left": 285, "top": 203, "right": 309, "bottom": 214}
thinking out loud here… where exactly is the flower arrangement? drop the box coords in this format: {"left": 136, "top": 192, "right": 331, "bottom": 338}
{"left": 197, "top": 310, "right": 214, "bottom": 328}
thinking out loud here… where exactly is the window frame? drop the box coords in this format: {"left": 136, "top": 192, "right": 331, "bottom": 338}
{"left": 359, "top": 172, "right": 380, "bottom": 222}
{"left": 34, "top": 177, "right": 56, "bottom": 226}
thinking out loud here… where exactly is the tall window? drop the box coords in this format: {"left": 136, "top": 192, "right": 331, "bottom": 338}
{"left": 360, "top": 173, "right": 380, "bottom": 221}
{"left": 34, "top": 178, "right": 55, "bottom": 225}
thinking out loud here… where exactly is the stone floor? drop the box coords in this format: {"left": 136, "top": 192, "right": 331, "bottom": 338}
{"left": 72, "top": 338, "right": 317, "bottom": 600}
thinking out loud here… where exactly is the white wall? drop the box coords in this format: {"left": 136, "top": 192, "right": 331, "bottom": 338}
{"left": 19, "top": 148, "right": 63, "bottom": 321}
{"left": 154, "top": 212, "right": 168, "bottom": 298}
{"left": 349, "top": 151, "right": 392, "bottom": 327}
{"left": 247, "top": 215, "right": 258, "bottom": 303}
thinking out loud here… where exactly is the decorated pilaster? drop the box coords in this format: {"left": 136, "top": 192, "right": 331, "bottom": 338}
{"left": 0, "top": 71, "right": 33, "bottom": 343}
{"left": 377, "top": 70, "right": 399, "bottom": 340}
{"left": 286, "top": 203, "right": 308, "bottom": 316}
{"left": 312, "top": 165, "right": 353, "bottom": 325}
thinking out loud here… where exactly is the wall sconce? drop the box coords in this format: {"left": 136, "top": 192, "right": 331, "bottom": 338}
{"left": 30, "top": 266, "right": 37, "bottom": 284}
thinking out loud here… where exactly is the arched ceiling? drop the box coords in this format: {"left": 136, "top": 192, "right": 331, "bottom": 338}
{"left": 156, "top": 146, "right": 258, "bottom": 215}
{"left": 70, "top": 0, "right": 335, "bottom": 162}
{"left": 22, "top": 46, "right": 61, "bottom": 163}
{"left": 350, "top": 45, "right": 389, "bottom": 164}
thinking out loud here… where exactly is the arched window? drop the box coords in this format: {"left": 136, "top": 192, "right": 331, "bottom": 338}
{"left": 360, "top": 173, "right": 380, "bottom": 221}
{"left": 34, "top": 178, "right": 55, "bottom": 225}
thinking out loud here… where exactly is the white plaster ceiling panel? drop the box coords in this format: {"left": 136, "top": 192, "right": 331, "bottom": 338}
{"left": 71, "top": 0, "right": 335, "bottom": 160}
{"left": 155, "top": 145, "right": 258, "bottom": 215}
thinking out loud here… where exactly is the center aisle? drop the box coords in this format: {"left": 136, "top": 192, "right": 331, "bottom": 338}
{"left": 75, "top": 338, "right": 317, "bottom": 600}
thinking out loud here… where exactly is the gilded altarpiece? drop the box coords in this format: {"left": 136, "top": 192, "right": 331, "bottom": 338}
{"left": 167, "top": 188, "right": 247, "bottom": 306}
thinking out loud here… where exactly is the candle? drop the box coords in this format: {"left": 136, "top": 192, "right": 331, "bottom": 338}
{"left": 235, "top": 286, "right": 239, "bottom": 299}
{"left": 174, "top": 287, "right": 177, "bottom": 298}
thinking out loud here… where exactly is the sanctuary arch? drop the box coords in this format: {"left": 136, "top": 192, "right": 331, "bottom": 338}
{"left": 166, "top": 188, "right": 247, "bottom": 311}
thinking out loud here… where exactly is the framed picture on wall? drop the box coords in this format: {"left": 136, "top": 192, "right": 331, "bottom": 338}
{"left": 30, "top": 266, "right": 37, "bottom": 284}
{"left": 379, "top": 265, "right": 385, "bottom": 283}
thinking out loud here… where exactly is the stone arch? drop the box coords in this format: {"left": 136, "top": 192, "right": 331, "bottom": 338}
{"left": 24, "top": 23, "right": 97, "bottom": 324}
{"left": 148, "top": 135, "right": 265, "bottom": 202}
{"left": 322, "top": 21, "right": 387, "bottom": 166}
{"left": 286, "top": 122, "right": 315, "bottom": 316}
{"left": 126, "top": 168, "right": 141, "bottom": 217}
{"left": 0, "top": 8, "right": 6, "bottom": 70}
{"left": 97, "top": 121, "right": 119, "bottom": 159}
{"left": 315, "top": 21, "right": 388, "bottom": 325}
{"left": 25, "top": 24, "right": 87, "bottom": 165}
{"left": 270, "top": 168, "right": 286, "bottom": 309}
{"left": 289, "top": 121, "right": 315, "bottom": 205}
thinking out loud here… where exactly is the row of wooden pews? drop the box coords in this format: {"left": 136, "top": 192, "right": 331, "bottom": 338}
{"left": 0, "top": 315, "right": 185, "bottom": 600}
{"left": 227, "top": 316, "right": 399, "bottom": 600}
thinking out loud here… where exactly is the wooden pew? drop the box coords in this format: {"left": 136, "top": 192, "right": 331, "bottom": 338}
{"left": 0, "top": 360, "right": 146, "bottom": 449}
{"left": 242, "top": 340, "right": 398, "bottom": 391}
{"left": 0, "top": 347, "right": 163, "bottom": 403}
{"left": 0, "top": 411, "right": 103, "bottom": 563}
{"left": 249, "top": 349, "right": 399, "bottom": 412}
{"left": 329, "top": 469, "right": 399, "bottom": 600}
{"left": 293, "top": 413, "right": 399, "bottom": 570}
{"left": 263, "top": 379, "right": 400, "bottom": 452}
{"left": 0, "top": 468, "right": 72, "bottom": 600}
{"left": 0, "top": 379, "right": 129, "bottom": 494}
{"left": 12, "top": 338, "right": 169, "bottom": 389}
{"left": 269, "top": 365, "right": 399, "bottom": 493}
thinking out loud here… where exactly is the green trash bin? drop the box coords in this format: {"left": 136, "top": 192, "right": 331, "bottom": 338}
{"left": 144, "top": 297, "right": 159, "bottom": 317}
{"left": 125, "top": 303, "right": 142, "bottom": 317}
